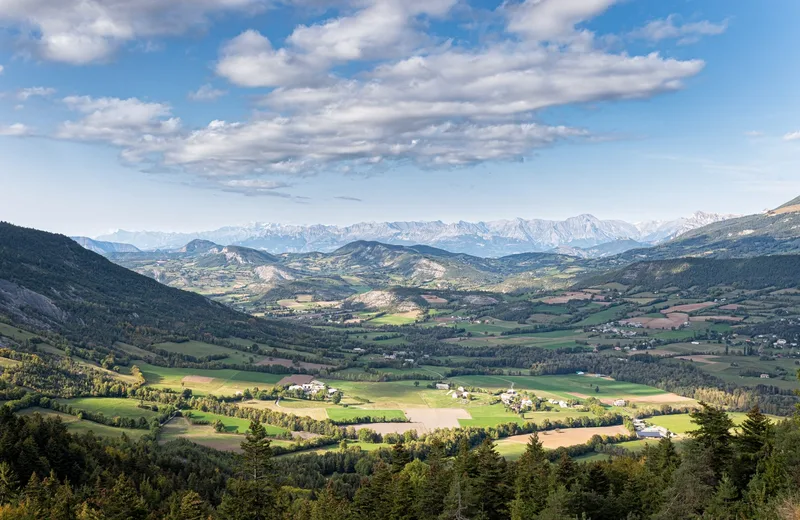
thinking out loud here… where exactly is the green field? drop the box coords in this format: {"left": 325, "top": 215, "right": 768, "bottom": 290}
{"left": 18, "top": 408, "right": 149, "bottom": 440}
{"left": 185, "top": 410, "right": 287, "bottom": 435}
{"left": 54, "top": 397, "right": 162, "bottom": 421}
{"left": 138, "top": 364, "right": 283, "bottom": 396}
{"left": 326, "top": 408, "right": 407, "bottom": 422}
{"left": 458, "top": 405, "right": 595, "bottom": 428}
{"left": 369, "top": 313, "right": 419, "bottom": 326}
{"left": 153, "top": 341, "right": 258, "bottom": 363}
{"left": 647, "top": 412, "right": 781, "bottom": 435}
{"left": 449, "top": 375, "right": 665, "bottom": 400}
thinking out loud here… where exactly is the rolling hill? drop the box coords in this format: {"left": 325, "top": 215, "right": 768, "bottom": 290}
{"left": 0, "top": 222, "right": 320, "bottom": 347}
{"left": 580, "top": 255, "right": 800, "bottom": 291}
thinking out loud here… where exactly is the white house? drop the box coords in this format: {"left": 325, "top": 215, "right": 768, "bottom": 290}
{"left": 436, "top": 383, "right": 450, "bottom": 390}
{"left": 612, "top": 399, "right": 627, "bottom": 407}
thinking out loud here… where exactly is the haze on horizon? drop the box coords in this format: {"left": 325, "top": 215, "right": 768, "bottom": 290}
{"left": 1, "top": 0, "right": 800, "bottom": 237}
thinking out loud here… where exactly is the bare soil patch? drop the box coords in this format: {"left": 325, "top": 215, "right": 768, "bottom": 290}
{"left": 689, "top": 316, "right": 743, "bottom": 322}
{"left": 291, "top": 431, "right": 322, "bottom": 440}
{"left": 626, "top": 393, "right": 695, "bottom": 404}
{"left": 621, "top": 313, "right": 688, "bottom": 329}
{"left": 422, "top": 294, "right": 448, "bottom": 304}
{"left": 182, "top": 375, "right": 215, "bottom": 384}
{"left": 661, "top": 302, "right": 715, "bottom": 314}
{"left": 404, "top": 408, "right": 471, "bottom": 432}
{"left": 542, "top": 292, "right": 593, "bottom": 304}
{"left": 504, "top": 425, "right": 630, "bottom": 449}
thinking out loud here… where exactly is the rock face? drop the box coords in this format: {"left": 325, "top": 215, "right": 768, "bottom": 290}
{"left": 96, "top": 212, "right": 736, "bottom": 257}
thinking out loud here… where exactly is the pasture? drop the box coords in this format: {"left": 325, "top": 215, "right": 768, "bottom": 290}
{"left": 53, "top": 397, "right": 162, "bottom": 421}
{"left": 18, "top": 408, "right": 149, "bottom": 440}
{"left": 184, "top": 410, "right": 288, "bottom": 435}
{"left": 138, "top": 364, "right": 283, "bottom": 396}
{"left": 326, "top": 408, "right": 407, "bottom": 422}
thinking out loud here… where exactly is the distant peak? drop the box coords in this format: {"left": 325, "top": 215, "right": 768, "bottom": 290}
{"left": 180, "top": 239, "right": 220, "bottom": 253}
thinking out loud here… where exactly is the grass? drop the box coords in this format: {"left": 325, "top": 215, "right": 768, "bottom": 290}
{"left": 573, "top": 306, "right": 630, "bottom": 327}
{"left": 185, "top": 410, "right": 287, "bottom": 435}
{"left": 153, "top": 341, "right": 257, "bottom": 364}
{"left": 458, "top": 406, "right": 594, "bottom": 428}
{"left": 369, "top": 312, "right": 420, "bottom": 326}
{"left": 138, "top": 363, "right": 283, "bottom": 396}
{"left": 0, "top": 323, "right": 36, "bottom": 341}
{"left": 53, "top": 397, "right": 162, "bottom": 421}
{"left": 449, "top": 375, "right": 665, "bottom": 400}
{"left": 17, "top": 408, "right": 149, "bottom": 440}
{"left": 647, "top": 412, "right": 782, "bottom": 435}
{"left": 326, "top": 408, "right": 407, "bottom": 422}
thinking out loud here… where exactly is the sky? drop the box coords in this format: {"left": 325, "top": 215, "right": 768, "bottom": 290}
{"left": 1, "top": 0, "right": 800, "bottom": 237}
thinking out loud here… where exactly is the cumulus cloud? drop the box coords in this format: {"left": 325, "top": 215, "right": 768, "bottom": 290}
{"left": 0, "top": 123, "right": 31, "bottom": 136}
{"left": 216, "top": 0, "right": 456, "bottom": 87}
{"left": 0, "top": 0, "right": 270, "bottom": 64}
{"left": 57, "top": 96, "right": 180, "bottom": 162}
{"left": 630, "top": 15, "right": 728, "bottom": 45}
{"left": 48, "top": 0, "right": 708, "bottom": 194}
{"left": 17, "top": 87, "right": 57, "bottom": 101}
{"left": 188, "top": 84, "right": 227, "bottom": 102}
{"left": 506, "top": 0, "right": 618, "bottom": 42}
{"left": 784, "top": 131, "right": 800, "bottom": 142}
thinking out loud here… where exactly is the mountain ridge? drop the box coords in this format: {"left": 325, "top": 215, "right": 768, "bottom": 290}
{"left": 95, "top": 211, "right": 736, "bottom": 257}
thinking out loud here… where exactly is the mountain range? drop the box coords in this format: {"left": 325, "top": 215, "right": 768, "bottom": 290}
{"left": 95, "top": 211, "right": 735, "bottom": 257}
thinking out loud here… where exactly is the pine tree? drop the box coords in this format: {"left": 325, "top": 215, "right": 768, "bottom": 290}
{"left": 474, "top": 438, "right": 509, "bottom": 520}
{"left": 688, "top": 402, "right": 734, "bottom": 481}
{"left": 415, "top": 440, "right": 450, "bottom": 520}
{"left": 554, "top": 452, "right": 577, "bottom": 490}
{"left": 510, "top": 433, "right": 550, "bottom": 520}
{"left": 703, "top": 474, "right": 740, "bottom": 520}
{"left": 391, "top": 442, "right": 412, "bottom": 473}
{"left": 0, "top": 461, "right": 19, "bottom": 504}
{"left": 311, "top": 484, "right": 351, "bottom": 520}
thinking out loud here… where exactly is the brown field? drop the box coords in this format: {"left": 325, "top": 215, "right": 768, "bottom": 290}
{"left": 182, "top": 375, "right": 215, "bottom": 384}
{"left": 503, "top": 425, "right": 630, "bottom": 449}
{"left": 689, "top": 316, "right": 743, "bottom": 322}
{"left": 621, "top": 313, "right": 688, "bottom": 329}
{"left": 618, "top": 393, "right": 695, "bottom": 405}
{"left": 255, "top": 357, "right": 334, "bottom": 371}
{"left": 404, "top": 408, "right": 471, "bottom": 431}
{"left": 768, "top": 204, "right": 800, "bottom": 216}
{"left": 661, "top": 302, "right": 716, "bottom": 314}
{"left": 542, "top": 292, "right": 593, "bottom": 304}
{"left": 676, "top": 355, "right": 721, "bottom": 364}
{"left": 240, "top": 399, "right": 331, "bottom": 420}
{"left": 421, "top": 295, "right": 448, "bottom": 304}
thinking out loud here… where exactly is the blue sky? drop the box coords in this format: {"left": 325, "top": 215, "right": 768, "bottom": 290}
{"left": 1, "top": 0, "right": 799, "bottom": 236}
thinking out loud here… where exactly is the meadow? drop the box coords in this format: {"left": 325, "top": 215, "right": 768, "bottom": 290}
{"left": 53, "top": 397, "right": 162, "bottom": 421}
{"left": 183, "top": 409, "right": 288, "bottom": 435}
{"left": 138, "top": 363, "right": 283, "bottom": 396}
{"left": 18, "top": 408, "right": 149, "bottom": 440}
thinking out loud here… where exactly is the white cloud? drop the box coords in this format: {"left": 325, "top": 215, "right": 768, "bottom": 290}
{"left": 216, "top": 30, "right": 323, "bottom": 88}
{"left": 57, "top": 96, "right": 180, "bottom": 160}
{"left": 0, "top": 0, "right": 270, "bottom": 64}
{"left": 0, "top": 65, "right": 4, "bottom": 74}
{"left": 0, "top": 123, "right": 31, "bottom": 136}
{"left": 17, "top": 87, "right": 57, "bottom": 100}
{"left": 216, "top": 0, "right": 456, "bottom": 87}
{"left": 188, "top": 84, "right": 227, "bottom": 102}
{"left": 784, "top": 131, "right": 800, "bottom": 142}
{"left": 49, "top": 1, "right": 707, "bottom": 193}
{"left": 630, "top": 15, "right": 728, "bottom": 45}
{"left": 506, "top": 0, "right": 618, "bottom": 42}
{"left": 744, "top": 131, "right": 764, "bottom": 137}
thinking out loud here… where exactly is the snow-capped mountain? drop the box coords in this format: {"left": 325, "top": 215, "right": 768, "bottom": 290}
{"left": 96, "top": 212, "right": 736, "bottom": 257}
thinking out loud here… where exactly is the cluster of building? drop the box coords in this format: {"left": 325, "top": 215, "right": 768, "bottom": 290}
{"left": 279, "top": 375, "right": 338, "bottom": 397}
{"left": 633, "top": 418, "right": 672, "bottom": 439}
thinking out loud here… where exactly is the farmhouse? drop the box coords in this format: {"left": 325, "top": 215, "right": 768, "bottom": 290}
{"left": 612, "top": 399, "right": 627, "bottom": 407}
{"left": 277, "top": 374, "right": 316, "bottom": 387}
{"left": 436, "top": 383, "right": 450, "bottom": 390}
{"left": 760, "top": 374, "right": 770, "bottom": 379}
{"left": 636, "top": 426, "right": 670, "bottom": 439}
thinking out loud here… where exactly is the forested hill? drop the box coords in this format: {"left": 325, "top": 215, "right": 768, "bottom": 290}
{"left": 0, "top": 222, "right": 316, "bottom": 346}
{"left": 580, "top": 255, "right": 800, "bottom": 291}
